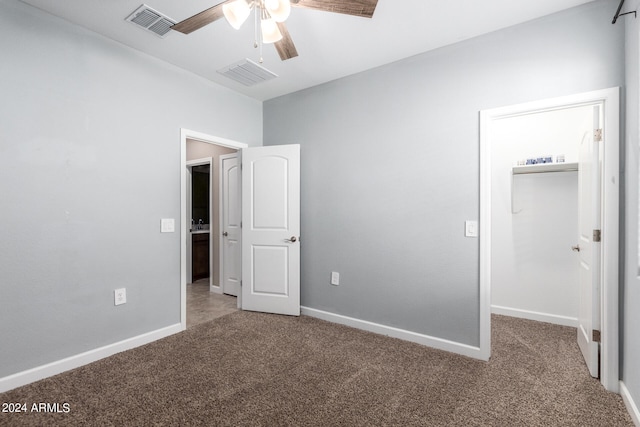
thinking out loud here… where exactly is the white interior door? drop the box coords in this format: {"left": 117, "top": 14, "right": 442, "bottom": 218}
{"left": 241, "top": 144, "right": 300, "bottom": 316}
{"left": 221, "top": 154, "right": 241, "bottom": 296}
{"left": 577, "top": 105, "right": 602, "bottom": 378}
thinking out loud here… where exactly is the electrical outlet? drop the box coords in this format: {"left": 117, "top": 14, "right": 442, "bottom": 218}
{"left": 331, "top": 272, "right": 340, "bottom": 286}
{"left": 114, "top": 288, "right": 127, "bottom": 306}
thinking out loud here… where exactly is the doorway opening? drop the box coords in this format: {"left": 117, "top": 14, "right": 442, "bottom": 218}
{"left": 185, "top": 158, "right": 239, "bottom": 328}
{"left": 489, "top": 104, "right": 593, "bottom": 328}
{"left": 180, "top": 129, "right": 302, "bottom": 329}
{"left": 180, "top": 129, "right": 247, "bottom": 328}
{"left": 187, "top": 161, "right": 212, "bottom": 288}
{"left": 479, "top": 88, "right": 620, "bottom": 392}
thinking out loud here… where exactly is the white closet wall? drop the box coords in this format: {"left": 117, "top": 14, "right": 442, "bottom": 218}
{"left": 491, "top": 105, "right": 592, "bottom": 326}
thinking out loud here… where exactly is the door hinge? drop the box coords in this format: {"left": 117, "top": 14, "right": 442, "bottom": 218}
{"left": 593, "top": 329, "right": 601, "bottom": 343}
{"left": 593, "top": 229, "right": 601, "bottom": 242}
{"left": 594, "top": 128, "right": 603, "bottom": 142}
{"left": 240, "top": 280, "right": 242, "bottom": 287}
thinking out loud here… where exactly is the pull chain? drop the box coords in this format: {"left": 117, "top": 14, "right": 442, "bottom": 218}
{"left": 259, "top": 1, "right": 264, "bottom": 63}
{"left": 253, "top": 3, "right": 258, "bottom": 48}
{"left": 253, "top": 1, "right": 264, "bottom": 63}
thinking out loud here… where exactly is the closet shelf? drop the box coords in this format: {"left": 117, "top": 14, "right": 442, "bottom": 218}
{"left": 512, "top": 162, "right": 578, "bottom": 175}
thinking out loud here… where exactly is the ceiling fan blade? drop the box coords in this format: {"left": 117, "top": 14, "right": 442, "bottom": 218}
{"left": 290, "top": 0, "right": 378, "bottom": 18}
{"left": 274, "top": 22, "right": 299, "bottom": 61}
{"left": 171, "top": 1, "right": 231, "bottom": 34}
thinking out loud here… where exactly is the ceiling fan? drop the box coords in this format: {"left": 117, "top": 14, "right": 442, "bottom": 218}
{"left": 171, "top": 0, "right": 379, "bottom": 61}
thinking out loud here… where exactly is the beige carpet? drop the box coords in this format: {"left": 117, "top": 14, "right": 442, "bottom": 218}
{"left": 0, "top": 313, "right": 632, "bottom": 426}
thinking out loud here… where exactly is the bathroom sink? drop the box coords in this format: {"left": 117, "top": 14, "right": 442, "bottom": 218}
{"left": 191, "top": 224, "right": 210, "bottom": 232}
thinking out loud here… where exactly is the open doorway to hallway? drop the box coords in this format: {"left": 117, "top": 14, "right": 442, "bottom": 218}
{"left": 186, "top": 138, "right": 238, "bottom": 326}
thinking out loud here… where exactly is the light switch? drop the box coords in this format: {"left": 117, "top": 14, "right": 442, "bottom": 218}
{"left": 465, "top": 220, "right": 478, "bottom": 237}
{"left": 161, "top": 218, "right": 175, "bottom": 233}
{"left": 331, "top": 272, "right": 340, "bottom": 286}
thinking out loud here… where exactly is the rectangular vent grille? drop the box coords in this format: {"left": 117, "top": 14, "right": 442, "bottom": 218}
{"left": 217, "top": 59, "right": 278, "bottom": 86}
{"left": 126, "top": 4, "right": 176, "bottom": 38}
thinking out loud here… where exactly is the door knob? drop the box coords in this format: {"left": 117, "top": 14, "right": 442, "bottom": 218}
{"left": 285, "top": 236, "right": 297, "bottom": 243}
{"left": 223, "top": 231, "right": 228, "bottom": 237}
{"left": 572, "top": 245, "right": 581, "bottom": 252}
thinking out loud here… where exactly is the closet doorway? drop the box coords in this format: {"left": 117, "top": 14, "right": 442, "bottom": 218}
{"left": 490, "top": 106, "right": 591, "bottom": 327}
{"left": 479, "top": 87, "right": 620, "bottom": 392}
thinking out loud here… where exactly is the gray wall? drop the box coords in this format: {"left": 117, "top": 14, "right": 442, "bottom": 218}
{"left": 264, "top": 0, "right": 624, "bottom": 347}
{"left": 623, "top": 0, "right": 640, "bottom": 411}
{"left": 0, "top": 0, "right": 261, "bottom": 377}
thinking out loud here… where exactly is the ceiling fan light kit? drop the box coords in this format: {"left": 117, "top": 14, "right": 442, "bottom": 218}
{"left": 221, "top": 0, "right": 290, "bottom": 31}
{"left": 171, "top": 0, "right": 378, "bottom": 62}
{"left": 260, "top": 7, "right": 283, "bottom": 43}
{"left": 222, "top": 0, "right": 289, "bottom": 44}
{"left": 261, "top": 18, "right": 282, "bottom": 43}
{"left": 222, "top": 0, "right": 251, "bottom": 29}
{"left": 264, "top": 0, "right": 291, "bottom": 22}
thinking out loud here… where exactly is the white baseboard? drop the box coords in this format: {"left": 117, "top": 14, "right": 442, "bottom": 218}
{"left": 0, "top": 323, "right": 183, "bottom": 393}
{"left": 491, "top": 305, "right": 578, "bottom": 327}
{"left": 621, "top": 381, "right": 640, "bottom": 427}
{"left": 301, "top": 306, "right": 483, "bottom": 360}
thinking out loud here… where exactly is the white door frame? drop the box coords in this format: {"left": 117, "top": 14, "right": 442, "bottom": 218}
{"left": 180, "top": 129, "right": 248, "bottom": 329}
{"left": 479, "top": 87, "right": 619, "bottom": 391}
{"left": 186, "top": 157, "right": 213, "bottom": 292}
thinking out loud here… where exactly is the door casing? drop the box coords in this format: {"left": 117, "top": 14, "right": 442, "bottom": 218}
{"left": 180, "top": 129, "right": 248, "bottom": 329}
{"left": 479, "top": 87, "right": 619, "bottom": 392}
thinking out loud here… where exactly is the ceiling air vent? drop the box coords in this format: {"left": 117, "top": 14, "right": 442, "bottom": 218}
{"left": 217, "top": 59, "right": 278, "bottom": 86}
{"left": 126, "top": 4, "right": 176, "bottom": 38}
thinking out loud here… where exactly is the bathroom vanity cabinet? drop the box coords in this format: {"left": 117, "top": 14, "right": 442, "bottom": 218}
{"left": 192, "top": 232, "right": 210, "bottom": 281}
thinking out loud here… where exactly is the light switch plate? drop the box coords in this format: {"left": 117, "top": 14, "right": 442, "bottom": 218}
{"left": 465, "top": 220, "right": 478, "bottom": 237}
{"left": 330, "top": 271, "right": 340, "bottom": 286}
{"left": 161, "top": 218, "right": 175, "bottom": 233}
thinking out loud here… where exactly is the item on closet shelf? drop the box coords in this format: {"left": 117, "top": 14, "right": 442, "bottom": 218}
{"left": 525, "top": 155, "right": 553, "bottom": 165}
{"left": 556, "top": 154, "right": 565, "bottom": 163}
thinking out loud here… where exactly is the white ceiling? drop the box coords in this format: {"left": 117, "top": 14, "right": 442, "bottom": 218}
{"left": 20, "top": 0, "right": 598, "bottom": 101}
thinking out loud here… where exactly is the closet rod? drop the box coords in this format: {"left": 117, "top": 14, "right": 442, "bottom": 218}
{"left": 612, "top": 0, "right": 636, "bottom": 24}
